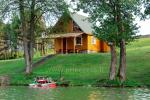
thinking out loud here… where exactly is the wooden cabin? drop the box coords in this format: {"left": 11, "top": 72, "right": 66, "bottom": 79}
{"left": 52, "top": 13, "right": 110, "bottom": 54}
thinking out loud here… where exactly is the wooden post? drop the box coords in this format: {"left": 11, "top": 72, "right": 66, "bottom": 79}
{"left": 73, "top": 37, "right": 75, "bottom": 53}
{"left": 61, "top": 38, "right": 64, "bottom": 54}
{"left": 37, "top": 40, "right": 38, "bottom": 52}
{"left": 66, "top": 38, "right": 67, "bottom": 54}
{"left": 61, "top": 38, "right": 63, "bottom": 54}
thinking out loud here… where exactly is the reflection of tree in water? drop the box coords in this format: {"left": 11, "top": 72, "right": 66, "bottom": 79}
{"left": 88, "top": 88, "right": 132, "bottom": 100}
{"left": 1, "top": 87, "right": 150, "bottom": 100}
{"left": 88, "top": 91, "right": 101, "bottom": 100}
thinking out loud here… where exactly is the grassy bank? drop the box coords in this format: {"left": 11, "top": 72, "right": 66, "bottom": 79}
{"left": 0, "top": 38, "right": 150, "bottom": 87}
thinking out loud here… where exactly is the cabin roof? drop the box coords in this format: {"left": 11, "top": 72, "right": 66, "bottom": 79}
{"left": 70, "top": 13, "right": 93, "bottom": 34}
{"left": 50, "top": 33, "right": 83, "bottom": 38}
{"left": 51, "top": 13, "right": 93, "bottom": 38}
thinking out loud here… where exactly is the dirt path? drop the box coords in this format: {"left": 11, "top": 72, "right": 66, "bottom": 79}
{"left": 33, "top": 54, "right": 57, "bottom": 68}
{"left": 20, "top": 54, "right": 57, "bottom": 72}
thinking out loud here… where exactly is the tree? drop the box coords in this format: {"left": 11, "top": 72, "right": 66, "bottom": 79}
{"left": 113, "top": 0, "right": 140, "bottom": 82}
{"left": 73, "top": 0, "right": 141, "bottom": 81}
{"left": 144, "top": 0, "right": 150, "bottom": 17}
{"left": 19, "top": 0, "right": 68, "bottom": 74}
{"left": 3, "top": 15, "right": 21, "bottom": 58}
{"left": 0, "top": 0, "right": 68, "bottom": 74}
{"left": 94, "top": 19, "right": 119, "bottom": 80}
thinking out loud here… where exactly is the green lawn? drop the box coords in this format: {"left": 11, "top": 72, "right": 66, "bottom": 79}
{"left": 0, "top": 38, "right": 150, "bottom": 86}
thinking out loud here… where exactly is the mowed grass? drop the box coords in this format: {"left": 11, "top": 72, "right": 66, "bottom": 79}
{"left": 126, "top": 38, "right": 150, "bottom": 86}
{"left": 33, "top": 53, "right": 110, "bottom": 85}
{"left": 0, "top": 38, "right": 150, "bottom": 86}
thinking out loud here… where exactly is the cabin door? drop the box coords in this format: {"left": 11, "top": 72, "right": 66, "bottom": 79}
{"left": 63, "top": 38, "right": 67, "bottom": 53}
{"left": 100, "top": 41, "right": 104, "bottom": 52}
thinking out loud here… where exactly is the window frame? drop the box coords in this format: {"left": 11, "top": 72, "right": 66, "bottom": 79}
{"left": 75, "top": 35, "right": 82, "bottom": 45}
{"left": 91, "top": 36, "right": 97, "bottom": 45}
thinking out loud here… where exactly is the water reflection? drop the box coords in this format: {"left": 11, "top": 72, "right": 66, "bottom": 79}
{"left": 0, "top": 86, "right": 150, "bottom": 100}
{"left": 132, "top": 88, "right": 150, "bottom": 100}
{"left": 87, "top": 88, "right": 131, "bottom": 100}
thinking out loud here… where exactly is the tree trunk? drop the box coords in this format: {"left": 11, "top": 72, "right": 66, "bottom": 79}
{"left": 113, "top": 1, "right": 127, "bottom": 82}
{"left": 23, "top": 41, "right": 32, "bottom": 74}
{"left": 19, "top": 0, "right": 34, "bottom": 74}
{"left": 109, "top": 43, "right": 117, "bottom": 80}
{"left": 118, "top": 39, "right": 126, "bottom": 82}
{"left": 25, "top": 0, "right": 36, "bottom": 74}
{"left": 14, "top": 46, "right": 17, "bottom": 58}
{"left": 41, "top": 39, "right": 45, "bottom": 56}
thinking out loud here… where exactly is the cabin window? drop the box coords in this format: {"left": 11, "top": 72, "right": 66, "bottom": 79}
{"left": 91, "top": 36, "right": 96, "bottom": 44}
{"left": 73, "top": 21, "right": 82, "bottom": 32}
{"left": 76, "top": 36, "right": 82, "bottom": 45}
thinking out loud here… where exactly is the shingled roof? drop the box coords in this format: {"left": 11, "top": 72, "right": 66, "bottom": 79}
{"left": 70, "top": 13, "right": 93, "bottom": 34}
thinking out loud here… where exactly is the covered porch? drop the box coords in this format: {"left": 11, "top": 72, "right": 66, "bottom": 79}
{"left": 53, "top": 33, "right": 85, "bottom": 54}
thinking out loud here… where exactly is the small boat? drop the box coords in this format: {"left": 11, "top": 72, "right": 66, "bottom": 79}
{"left": 29, "top": 76, "right": 57, "bottom": 88}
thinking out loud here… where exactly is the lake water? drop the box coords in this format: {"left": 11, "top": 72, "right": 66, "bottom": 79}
{"left": 0, "top": 86, "right": 150, "bottom": 100}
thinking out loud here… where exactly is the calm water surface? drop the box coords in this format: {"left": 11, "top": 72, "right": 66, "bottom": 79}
{"left": 0, "top": 86, "right": 150, "bottom": 100}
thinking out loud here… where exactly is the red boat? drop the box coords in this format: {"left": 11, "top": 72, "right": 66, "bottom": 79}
{"left": 29, "top": 77, "right": 57, "bottom": 88}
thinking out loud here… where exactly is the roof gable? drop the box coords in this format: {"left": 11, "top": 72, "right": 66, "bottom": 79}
{"left": 54, "top": 13, "right": 93, "bottom": 34}
{"left": 70, "top": 13, "right": 93, "bottom": 34}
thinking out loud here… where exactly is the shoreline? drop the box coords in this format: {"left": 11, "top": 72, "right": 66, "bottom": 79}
{"left": 6, "top": 81, "right": 148, "bottom": 88}
{"left": 2, "top": 84, "right": 148, "bottom": 88}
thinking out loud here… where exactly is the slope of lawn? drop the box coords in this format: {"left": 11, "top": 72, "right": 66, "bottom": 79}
{"left": 0, "top": 58, "right": 40, "bottom": 85}
{"left": 33, "top": 53, "right": 110, "bottom": 86}
{"left": 0, "top": 38, "right": 150, "bottom": 86}
{"left": 126, "top": 38, "right": 150, "bottom": 86}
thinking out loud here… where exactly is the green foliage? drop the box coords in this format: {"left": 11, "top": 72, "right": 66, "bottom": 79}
{"left": 143, "top": 0, "right": 150, "bottom": 18}
{"left": 73, "top": 0, "right": 142, "bottom": 45}
{"left": 0, "top": 21, "right": 5, "bottom": 35}
{"left": 3, "top": 15, "right": 20, "bottom": 43}
{"left": 0, "top": 51, "right": 24, "bottom": 60}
